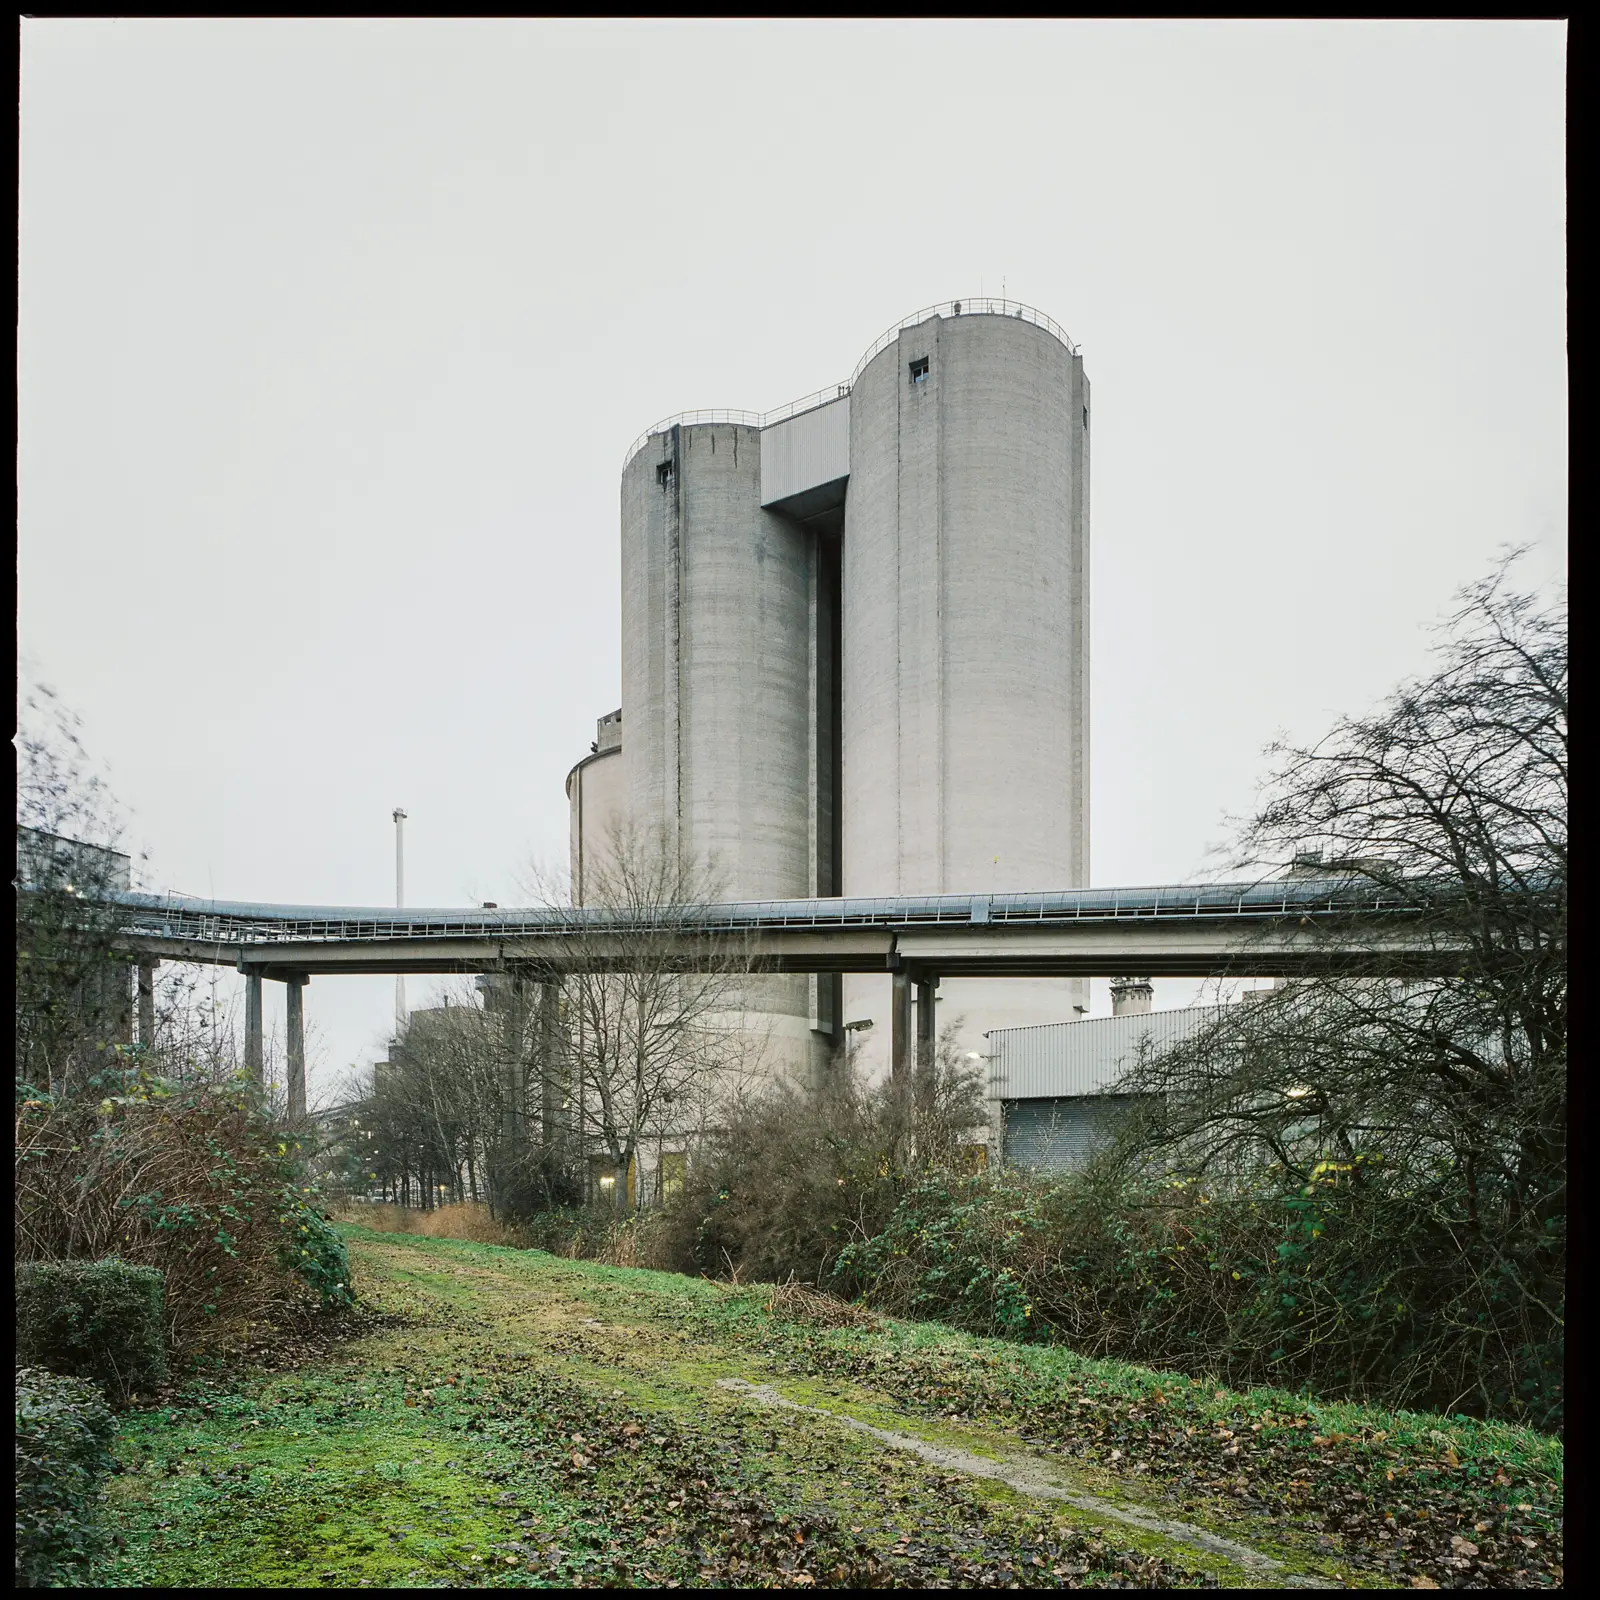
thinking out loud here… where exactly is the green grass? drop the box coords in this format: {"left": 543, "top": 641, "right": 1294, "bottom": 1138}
{"left": 93, "top": 1226, "right": 1562, "bottom": 1589}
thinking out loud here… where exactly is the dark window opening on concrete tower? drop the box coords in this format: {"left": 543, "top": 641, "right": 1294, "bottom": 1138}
{"left": 1083, "top": 406, "right": 1089, "bottom": 429}
{"left": 657, "top": 460, "right": 675, "bottom": 488}
{"left": 909, "top": 357, "right": 929, "bottom": 386}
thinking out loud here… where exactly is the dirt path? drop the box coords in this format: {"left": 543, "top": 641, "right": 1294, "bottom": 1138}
{"left": 715, "top": 1378, "right": 1333, "bottom": 1587}
{"left": 98, "top": 1230, "right": 1562, "bottom": 1590}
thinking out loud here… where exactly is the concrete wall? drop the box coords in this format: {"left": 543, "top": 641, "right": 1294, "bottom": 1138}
{"left": 619, "top": 422, "right": 819, "bottom": 1079}
{"left": 840, "top": 312, "right": 1091, "bottom": 1069}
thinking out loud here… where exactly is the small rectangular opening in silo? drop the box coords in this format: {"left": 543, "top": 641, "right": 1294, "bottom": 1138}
{"left": 909, "top": 357, "right": 929, "bottom": 385}
{"left": 657, "top": 460, "right": 675, "bottom": 487}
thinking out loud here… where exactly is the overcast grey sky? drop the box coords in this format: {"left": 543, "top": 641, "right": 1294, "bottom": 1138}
{"left": 18, "top": 19, "right": 1567, "bottom": 1097}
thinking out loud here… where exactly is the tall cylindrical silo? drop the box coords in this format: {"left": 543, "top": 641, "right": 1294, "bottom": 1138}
{"left": 841, "top": 309, "right": 1091, "bottom": 1063}
{"left": 620, "top": 422, "right": 818, "bottom": 1077}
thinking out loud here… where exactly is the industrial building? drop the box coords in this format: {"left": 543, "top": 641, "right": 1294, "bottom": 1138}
{"left": 568, "top": 299, "right": 1092, "bottom": 1082}
{"left": 987, "top": 978, "right": 1209, "bottom": 1171}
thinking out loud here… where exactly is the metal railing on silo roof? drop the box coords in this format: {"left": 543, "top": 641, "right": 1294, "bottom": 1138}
{"left": 621, "top": 384, "right": 852, "bottom": 474}
{"left": 846, "top": 298, "right": 1079, "bottom": 388}
{"left": 619, "top": 299, "right": 1076, "bottom": 472}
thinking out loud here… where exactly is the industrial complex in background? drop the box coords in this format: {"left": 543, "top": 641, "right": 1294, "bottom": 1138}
{"left": 567, "top": 298, "right": 1097, "bottom": 1111}
{"left": 37, "top": 299, "right": 1316, "bottom": 1185}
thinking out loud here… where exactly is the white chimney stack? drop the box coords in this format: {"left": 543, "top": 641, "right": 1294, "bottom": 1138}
{"left": 1110, "top": 977, "right": 1153, "bottom": 1017}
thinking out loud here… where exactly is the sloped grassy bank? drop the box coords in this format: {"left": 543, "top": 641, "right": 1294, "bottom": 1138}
{"left": 97, "top": 1228, "right": 1561, "bottom": 1589}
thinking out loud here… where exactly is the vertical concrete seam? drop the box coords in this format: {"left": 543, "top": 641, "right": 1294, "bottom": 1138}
{"left": 893, "top": 332, "right": 904, "bottom": 895}
{"left": 934, "top": 316, "right": 946, "bottom": 891}
{"left": 669, "top": 424, "right": 683, "bottom": 854}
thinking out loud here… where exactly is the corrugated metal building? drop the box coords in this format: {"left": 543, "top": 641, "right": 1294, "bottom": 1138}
{"left": 987, "top": 1004, "right": 1223, "bottom": 1172}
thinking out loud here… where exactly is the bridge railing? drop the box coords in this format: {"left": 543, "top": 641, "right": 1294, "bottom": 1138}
{"left": 89, "top": 877, "right": 1443, "bottom": 948}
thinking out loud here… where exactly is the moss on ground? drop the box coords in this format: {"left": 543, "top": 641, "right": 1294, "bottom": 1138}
{"left": 94, "top": 1226, "right": 1561, "bottom": 1589}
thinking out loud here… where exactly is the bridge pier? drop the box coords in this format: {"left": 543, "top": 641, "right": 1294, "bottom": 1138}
{"left": 890, "top": 970, "right": 911, "bottom": 1084}
{"left": 916, "top": 973, "right": 937, "bottom": 1092}
{"left": 539, "top": 979, "right": 562, "bottom": 1153}
{"left": 244, "top": 972, "right": 264, "bottom": 1083}
{"left": 286, "top": 974, "right": 308, "bottom": 1122}
{"left": 137, "top": 957, "right": 158, "bottom": 1050}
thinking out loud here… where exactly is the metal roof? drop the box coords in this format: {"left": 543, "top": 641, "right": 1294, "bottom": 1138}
{"left": 988, "top": 1004, "right": 1224, "bottom": 1100}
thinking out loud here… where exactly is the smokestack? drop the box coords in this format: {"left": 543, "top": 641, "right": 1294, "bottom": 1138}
{"left": 393, "top": 808, "right": 407, "bottom": 1036}
{"left": 1110, "top": 977, "right": 1153, "bottom": 1017}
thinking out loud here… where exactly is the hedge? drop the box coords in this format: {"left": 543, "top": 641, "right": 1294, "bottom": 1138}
{"left": 16, "top": 1258, "right": 167, "bottom": 1404}
{"left": 15, "top": 1366, "right": 116, "bottom": 1588}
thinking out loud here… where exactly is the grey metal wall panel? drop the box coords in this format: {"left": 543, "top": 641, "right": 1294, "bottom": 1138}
{"left": 989, "top": 1005, "right": 1223, "bottom": 1101}
{"left": 1003, "top": 1096, "right": 1136, "bottom": 1172}
{"left": 760, "top": 398, "right": 851, "bottom": 506}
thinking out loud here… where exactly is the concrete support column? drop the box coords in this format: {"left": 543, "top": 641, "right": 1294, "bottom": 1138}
{"left": 114, "top": 965, "right": 136, "bottom": 1047}
{"left": 503, "top": 974, "right": 526, "bottom": 1156}
{"left": 890, "top": 970, "right": 911, "bottom": 1084}
{"left": 915, "top": 974, "right": 937, "bottom": 1089}
{"left": 137, "top": 958, "right": 158, "bottom": 1051}
{"left": 244, "top": 973, "right": 264, "bottom": 1084}
{"left": 539, "top": 980, "right": 562, "bottom": 1151}
{"left": 286, "top": 975, "right": 308, "bottom": 1123}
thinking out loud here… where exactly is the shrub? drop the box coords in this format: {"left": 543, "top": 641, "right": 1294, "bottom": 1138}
{"left": 14, "top": 1065, "right": 354, "bottom": 1358}
{"left": 830, "top": 1162, "right": 1563, "bottom": 1432}
{"left": 15, "top": 1366, "right": 116, "bottom": 1588}
{"left": 651, "top": 1046, "right": 985, "bottom": 1288}
{"left": 15, "top": 1259, "right": 167, "bottom": 1404}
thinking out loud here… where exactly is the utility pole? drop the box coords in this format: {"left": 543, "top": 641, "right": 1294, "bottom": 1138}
{"left": 393, "top": 808, "right": 407, "bottom": 1039}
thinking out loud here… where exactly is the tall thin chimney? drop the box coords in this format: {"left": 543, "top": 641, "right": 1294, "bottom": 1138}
{"left": 393, "top": 808, "right": 407, "bottom": 1036}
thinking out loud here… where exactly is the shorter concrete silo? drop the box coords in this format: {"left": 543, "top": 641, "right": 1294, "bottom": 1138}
{"left": 565, "top": 708, "right": 625, "bottom": 907}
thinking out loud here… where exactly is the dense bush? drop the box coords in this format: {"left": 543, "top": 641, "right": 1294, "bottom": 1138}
{"left": 631, "top": 1058, "right": 1561, "bottom": 1432}
{"left": 15, "top": 1366, "right": 116, "bottom": 1588}
{"left": 15, "top": 1065, "right": 354, "bottom": 1357}
{"left": 831, "top": 1161, "right": 1561, "bottom": 1433}
{"left": 15, "top": 1258, "right": 166, "bottom": 1404}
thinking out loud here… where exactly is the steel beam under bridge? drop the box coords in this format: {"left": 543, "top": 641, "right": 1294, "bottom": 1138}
{"left": 104, "top": 878, "right": 1468, "bottom": 981}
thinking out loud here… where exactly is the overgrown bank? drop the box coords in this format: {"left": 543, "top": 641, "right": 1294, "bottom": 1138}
{"left": 97, "top": 1227, "right": 1561, "bottom": 1589}
{"left": 467, "top": 1057, "right": 1560, "bottom": 1436}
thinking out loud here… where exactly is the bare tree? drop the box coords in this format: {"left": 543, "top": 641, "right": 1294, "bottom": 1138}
{"left": 15, "top": 687, "right": 137, "bottom": 1095}
{"left": 526, "top": 820, "right": 763, "bottom": 1213}
{"left": 1111, "top": 552, "right": 1565, "bottom": 1420}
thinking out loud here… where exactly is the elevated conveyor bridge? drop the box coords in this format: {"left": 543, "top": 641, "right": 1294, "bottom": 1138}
{"left": 70, "top": 876, "right": 1467, "bottom": 1120}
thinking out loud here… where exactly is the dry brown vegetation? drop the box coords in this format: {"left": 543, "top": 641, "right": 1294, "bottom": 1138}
{"left": 331, "top": 1200, "right": 531, "bottom": 1249}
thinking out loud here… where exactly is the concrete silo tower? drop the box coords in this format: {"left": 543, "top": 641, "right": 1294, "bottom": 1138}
{"left": 841, "top": 308, "right": 1090, "bottom": 1063}
{"left": 602, "top": 300, "right": 1091, "bottom": 1085}
{"left": 619, "top": 421, "right": 822, "bottom": 1078}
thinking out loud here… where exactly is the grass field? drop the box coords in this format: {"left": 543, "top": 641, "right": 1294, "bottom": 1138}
{"left": 96, "top": 1225, "right": 1563, "bottom": 1588}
